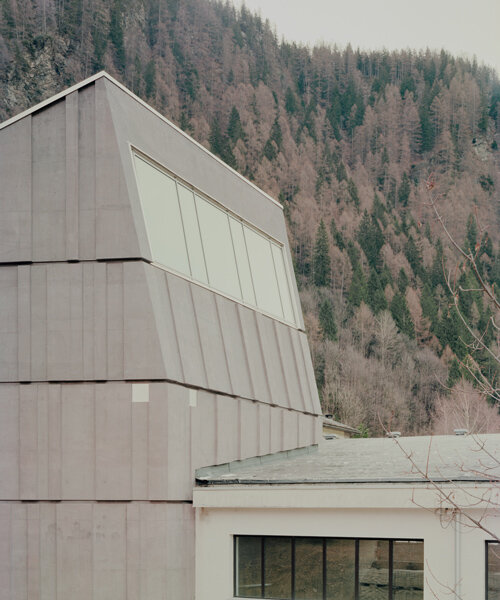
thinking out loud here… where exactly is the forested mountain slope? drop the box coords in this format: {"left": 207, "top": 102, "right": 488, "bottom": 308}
{"left": 2, "top": 0, "right": 500, "bottom": 435}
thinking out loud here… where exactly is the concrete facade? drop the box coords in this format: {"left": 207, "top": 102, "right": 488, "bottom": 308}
{"left": 0, "top": 73, "right": 321, "bottom": 599}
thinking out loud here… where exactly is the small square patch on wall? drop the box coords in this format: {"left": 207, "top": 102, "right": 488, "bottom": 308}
{"left": 132, "top": 383, "right": 149, "bottom": 403}
{"left": 189, "top": 388, "right": 197, "bottom": 407}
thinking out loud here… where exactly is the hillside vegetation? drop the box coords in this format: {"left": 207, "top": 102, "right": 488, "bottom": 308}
{"left": 2, "top": 0, "right": 500, "bottom": 435}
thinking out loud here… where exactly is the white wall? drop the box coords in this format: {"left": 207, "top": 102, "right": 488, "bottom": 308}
{"left": 194, "top": 487, "right": 500, "bottom": 600}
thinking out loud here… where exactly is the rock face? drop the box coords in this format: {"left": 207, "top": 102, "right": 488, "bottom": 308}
{"left": 0, "top": 73, "right": 321, "bottom": 599}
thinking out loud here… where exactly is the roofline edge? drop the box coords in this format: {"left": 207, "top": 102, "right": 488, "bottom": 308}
{"left": 0, "top": 71, "right": 284, "bottom": 210}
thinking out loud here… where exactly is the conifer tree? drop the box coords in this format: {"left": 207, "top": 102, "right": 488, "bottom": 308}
{"left": 227, "top": 107, "right": 246, "bottom": 145}
{"left": 367, "top": 269, "right": 387, "bottom": 314}
{"left": 398, "top": 172, "right": 411, "bottom": 206}
{"left": 319, "top": 298, "right": 337, "bottom": 341}
{"left": 390, "top": 292, "right": 415, "bottom": 338}
{"left": 313, "top": 219, "right": 331, "bottom": 287}
{"left": 357, "top": 210, "right": 385, "bottom": 270}
{"left": 348, "top": 263, "right": 367, "bottom": 309}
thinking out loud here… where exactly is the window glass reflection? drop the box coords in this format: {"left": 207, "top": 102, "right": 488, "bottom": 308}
{"left": 326, "top": 538, "right": 356, "bottom": 600}
{"left": 393, "top": 540, "right": 424, "bottom": 600}
{"left": 264, "top": 537, "right": 292, "bottom": 599}
{"left": 359, "top": 539, "right": 389, "bottom": 600}
{"left": 294, "top": 537, "right": 323, "bottom": 600}
{"left": 236, "top": 537, "right": 262, "bottom": 598}
{"left": 488, "top": 542, "right": 500, "bottom": 600}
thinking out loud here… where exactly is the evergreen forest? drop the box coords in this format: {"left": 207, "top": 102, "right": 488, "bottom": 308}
{"left": 2, "top": 0, "right": 500, "bottom": 435}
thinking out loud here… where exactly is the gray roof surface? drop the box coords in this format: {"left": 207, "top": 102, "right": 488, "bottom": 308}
{"left": 196, "top": 434, "right": 500, "bottom": 485}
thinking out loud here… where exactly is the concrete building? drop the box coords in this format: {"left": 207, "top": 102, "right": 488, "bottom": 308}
{"left": 1, "top": 73, "right": 499, "bottom": 600}
{"left": 0, "top": 71, "right": 321, "bottom": 599}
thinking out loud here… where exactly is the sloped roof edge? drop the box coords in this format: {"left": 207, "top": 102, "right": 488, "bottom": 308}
{"left": 0, "top": 71, "right": 283, "bottom": 210}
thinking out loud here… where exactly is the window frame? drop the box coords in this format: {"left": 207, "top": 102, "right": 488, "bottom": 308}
{"left": 233, "top": 534, "right": 425, "bottom": 600}
{"left": 130, "top": 145, "right": 299, "bottom": 328}
{"left": 486, "top": 540, "right": 500, "bottom": 600}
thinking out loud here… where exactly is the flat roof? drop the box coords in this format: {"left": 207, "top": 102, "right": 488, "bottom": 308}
{"left": 196, "top": 434, "right": 500, "bottom": 485}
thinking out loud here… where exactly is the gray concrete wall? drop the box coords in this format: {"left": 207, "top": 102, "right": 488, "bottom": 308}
{"left": 0, "top": 73, "right": 321, "bottom": 599}
{"left": 0, "top": 501, "right": 194, "bottom": 600}
{"left": 0, "top": 262, "right": 320, "bottom": 414}
{"left": 0, "top": 381, "right": 319, "bottom": 502}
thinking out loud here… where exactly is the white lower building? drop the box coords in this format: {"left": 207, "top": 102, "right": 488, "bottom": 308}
{"left": 195, "top": 435, "right": 500, "bottom": 600}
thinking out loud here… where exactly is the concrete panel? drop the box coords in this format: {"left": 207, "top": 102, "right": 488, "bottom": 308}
{"left": 57, "top": 503, "right": 93, "bottom": 600}
{"left": 95, "top": 79, "right": 140, "bottom": 260}
{"left": 255, "top": 313, "right": 289, "bottom": 409}
{"left": 0, "top": 117, "right": 32, "bottom": 262}
{"left": 289, "top": 328, "right": 312, "bottom": 413}
{"left": 237, "top": 306, "right": 271, "bottom": 403}
{"left": 65, "top": 92, "right": 79, "bottom": 259}
{"left": 47, "top": 386, "right": 62, "bottom": 499}
{"left": 190, "top": 391, "right": 217, "bottom": 472}
{"left": 47, "top": 264, "right": 84, "bottom": 380}
{"left": 166, "top": 384, "right": 191, "bottom": 499}
{"left": 123, "top": 263, "right": 168, "bottom": 380}
{"left": 216, "top": 395, "right": 240, "bottom": 464}
{"left": 215, "top": 296, "right": 253, "bottom": 399}
{"left": 93, "top": 262, "right": 108, "bottom": 380}
{"left": 0, "top": 503, "right": 12, "bottom": 598}
{"left": 32, "top": 100, "right": 66, "bottom": 261}
{"left": 258, "top": 403, "right": 271, "bottom": 456}
{"left": 0, "top": 385, "right": 19, "bottom": 499}
{"left": 191, "top": 285, "right": 232, "bottom": 394}
{"left": 131, "top": 394, "right": 149, "bottom": 499}
{"left": 298, "top": 331, "right": 322, "bottom": 415}
{"left": 95, "top": 384, "right": 131, "bottom": 500}
{"left": 27, "top": 503, "right": 41, "bottom": 599}
{"left": 275, "top": 322, "right": 304, "bottom": 412}
{"left": 82, "top": 262, "right": 96, "bottom": 379}
{"left": 17, "top": 265, "right": 31, "bottom": 381}
{"left": 106, "top": 263, "right": 124, "bottom": 380}
{"left": 40, "top": 504, "right": 56, "bottom": 600}
{"left": 166, "top": 273, "right": 207, "bottom": 389}
{"left": 61, "top": 385, "right": 95, "bottom": 499}
{"left": 0, "top": 267, "right": 18, "bottom": 380}
{"left": 30, "top": 265, "right": 47, "bottom": 381}
{"left": 240, "top": 398, "right": 259, "bottom": 460}
{"left": 19, "top": 386, "right": 38, "bottom": 500}
{"left": 78, "top": 83, "right": 96, "bottom": 259}
{"left": 283, "top": 409, "right": 299, "bottom": 451}
{"left": 11, "top": 504, "right": 27, "bottom": 600}
{"left": 143, "top": 266, "right": 184, "bottom": 383}
{"left": 93, "top": 504, "right": 127, "bottom": 600}
{"left": 35, "top": 385, "right": 49, "bottom": 499}
{"left": 148, "top": 384, "right": 170, "bottom": 500}
{"left": 269, "top": 405, "right": 283, "bottom": 455}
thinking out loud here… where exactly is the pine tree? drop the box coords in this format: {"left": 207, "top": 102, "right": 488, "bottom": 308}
{"left": 397, "top": 268, "right": 409, "bottom": 294}
{"left": 209, "top": 117, "right": 237, "bottom": 169}
{"left": 357, "top": 210, "right": 385, "bottom": 270}
{"left": 390, "top": 293, "right": 415, "bottom": 338}
{"left": 227, "top": 107, "right": 246, "bottom": 145}
{"left": 319, "top": 298, "right": 337, "bottom": 341}
{"left": 313, "top": 220, "right": 331, "bottom": 287}
{"left": 348, "top": 263, "right": 367, "bottom": 309}
{"left": 367, "top": 269, "right": 387, "bottom": 314}
{"left": 398, "top": 172, "right": 411, "bottom": 206}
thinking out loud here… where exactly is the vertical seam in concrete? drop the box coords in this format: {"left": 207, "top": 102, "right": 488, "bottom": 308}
{"left": 237, "top": 398, "right": 242, "bottom": 460}
{"left": 129, "top": 385, "right": 133, "bottom": 500}
{"left": 93, "top": 385, "right": 97, "bottom": 500}
{"left": 213, "top": 296, "right": 233, "bottom": 395}
{"left": 164, "top": 273, "right": 186, "bottom": 382}
{"left": 188, "top": 285, "right": 209, "bottom": 389}
{"left": 29, "top": 114, "right": 33, "bottom": 262}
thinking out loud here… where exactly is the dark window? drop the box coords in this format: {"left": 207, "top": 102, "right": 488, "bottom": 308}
{"left": 234, "top": 536, "right": 424, "bottom": 600}
{"left": 487, "top": 542, "right": 500, "bottom": 600}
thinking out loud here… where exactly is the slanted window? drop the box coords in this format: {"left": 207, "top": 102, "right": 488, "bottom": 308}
{"left": 234, "top": 536, "right": 424, "bottom": 600}
{"left": 487, "top": 541, "right": 500, "bottom": 600}
{"left": 133, "top": 151, "right": 297, "bottom": 325}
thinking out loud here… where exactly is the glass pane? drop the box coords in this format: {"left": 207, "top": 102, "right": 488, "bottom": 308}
{"left": 134, "top": 155, "right": 190, "bottom": 275}
{"left": 271, "top": 243, "right": 295, "bottom": 324}
{"left": 326, "top": 538, "right": 356, "bottom": 600}
{"left": 230, "top": 217, "right": 256, "bottom": 305}
{"left": 244, "top": 227, "right": 283, "bottom": 319}
{"left": 177, "top": 184, "right": 208, "bottom": 284}
{"left": 359, "top": 540, "right": 389, "bottom": 600}
{"left": 393, "top": 541, "right": 424, "bottom": 600}
{"left": 488, "top": 543, "right": 500, "bottom": 600}
{"left": 295, "top": 537, "right": 323, "bottom": 600}
{"left": 264, "top": 537, "right": 292, "bottom": 599}
{"left": 235, "top": 536, "right": 262, "bottom": 598}
{"left": 196, "top": 195, "right": 241, "bottom": 299}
